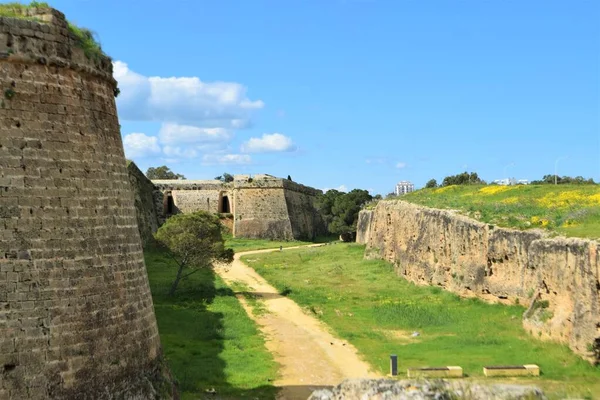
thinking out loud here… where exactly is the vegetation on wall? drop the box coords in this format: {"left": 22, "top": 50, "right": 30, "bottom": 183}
{"left": 0, "top": 2, "right": 106, "bottom": 60}
{"left": 214, "top": 173, "right": 234, "bottom": 183}
{"left": 146, "top": 165, "right": 186, "bottom": 180}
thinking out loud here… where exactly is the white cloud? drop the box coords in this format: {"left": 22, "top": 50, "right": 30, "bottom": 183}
{"left": 159, "top": 123, "right": 231, "bottom": 145}
{"left": 396, "top": 162, "right": 407, "bottom": 169}
{"left": 162, "top": 145, "right": 198, "bottom": 159}
{"left": 114, "top": 61, "right": 263, "bottom": 126}
{"left": 202, "top": 154, "right": 252, "bottom": 165}
{"left": 323, "top": 184, "right": 348, "bottom": 193}
{"left": 123, "top": 133, "right": 161, "bottom": 158}
{"left": 241, "top": 133, "right": 297, "bottom": 153}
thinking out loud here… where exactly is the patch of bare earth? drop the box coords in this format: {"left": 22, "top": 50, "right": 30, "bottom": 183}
{"left": 215, "top": 245, "right": 379, "bottom": 400}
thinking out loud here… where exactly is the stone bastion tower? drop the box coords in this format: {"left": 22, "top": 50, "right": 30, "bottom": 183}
{"left": 0, "top": 7, "right": 173, "bottom": 399}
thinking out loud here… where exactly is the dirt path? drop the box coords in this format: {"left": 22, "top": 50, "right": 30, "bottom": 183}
{"left": 215, "top": 245, "right": 379, "bottom": 400}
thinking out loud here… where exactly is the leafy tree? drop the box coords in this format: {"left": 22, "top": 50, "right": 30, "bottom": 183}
{"left": 530, "top": 175, "right": 596, "bottom": 185}
{"left": 316, "top": 189, "right": 372, "bottom": 237}
{"left": 315, "top": 189, "right": 342, "bottom": 228}
{"left": 425, "top": 179, "right": 438, "bottom": 188}
{"left": 154, "top": 211, "right": 234, "bottom": 295}
{"left": 442, "top": 171, "right": 485, "bottom": 186}
{"left": 146, "top": 165, "right": 185, "bottom": 180}
{"left": 329, "top": 189, "right": 372, "bottom": 236}
{"left": 215, "top": 173, "right": 234, "bottom": 183}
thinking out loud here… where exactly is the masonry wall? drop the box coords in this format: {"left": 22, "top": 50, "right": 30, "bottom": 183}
{"left": 233, "top": 185, "right": 294, "bottom": 239}
{"left": 127, "top": 162, "right": 159, "bottom": 246}
{"left": 151, "top": 178, "right": 325, "bottom": 240}
{"left": 0, "top": 8, "right": 172, "bottom": 398}
{"left": 358, "top": 201, "right": 600, "bottom": 363}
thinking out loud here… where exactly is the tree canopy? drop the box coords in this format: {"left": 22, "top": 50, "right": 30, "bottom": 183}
{"left": 442, "top": 172, "right": 485, "bottom": 186}
{"left": 146, "top": 165, "right": 185, "bottom": 180}
{"left": 215, "top": 173, "right": 234, "bottom": 183}
{"left": 425, "top": 179, "right": 438, "bottom": 188}
{"left": 316, "top": 189, "right": 372, "bottom": 236}
{"left": 154, "top": 211, "right": 234, "bottom": 295}
{"left": 531, "top": 175, "right": 596, "bottom": 185}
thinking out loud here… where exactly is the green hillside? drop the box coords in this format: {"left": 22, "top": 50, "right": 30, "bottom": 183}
{"left": 398, "top": 184, "right": 600, "bottom": 239}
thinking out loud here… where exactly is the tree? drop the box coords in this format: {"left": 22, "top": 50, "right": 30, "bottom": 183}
{"left": 329, "top": 189, "right": 372, "bottom": 237}
{"left": 425, "top": 179, "right": 438, "bottom": 188}
{"left": 531, "top": 175, "right": 596, "bottom": 185}
{"left": 442, "top": 171, "right": 485, "bottom": 186}
{"left": 316, "top": 189, "right": 372, "bottom": 237}
{"left": 154, "top": 211, "right": 234, "bottom": 295}
{"left": 146, "top": 165, "right": 185, "bottom": 180}
{"left": 215, "top": 173, "right": 234, "bottom": 183}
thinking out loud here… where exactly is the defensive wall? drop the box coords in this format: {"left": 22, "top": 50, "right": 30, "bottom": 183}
{"left": 0, "top": 7, "right": 173, "bottom": 398}
{"left": 149, "top": 173, "right": 326, "bottom": 240}
{"left": 357, "top": 200, "right": 600, "bottom": 363}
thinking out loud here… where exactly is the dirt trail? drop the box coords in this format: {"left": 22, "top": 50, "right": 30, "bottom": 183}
{"left": 215, "top": 244, "right": 379, "bottom": 400}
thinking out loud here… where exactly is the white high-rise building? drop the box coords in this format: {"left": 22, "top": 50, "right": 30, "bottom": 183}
{"left": 395, "top": 181, "right": 414, "bottom": 196}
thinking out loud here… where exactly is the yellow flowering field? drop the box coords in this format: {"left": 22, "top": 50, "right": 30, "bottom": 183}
{"left": 401, "top": 184, "right": 600, "bottom": 239}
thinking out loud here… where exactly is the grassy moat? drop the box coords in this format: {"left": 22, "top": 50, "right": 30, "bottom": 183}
{"left": 398, "top": 184, "right": 600, "bottom": 239}
{"left": 146, "top": 240, "right": 599, "bottom": 399}
{"left": 244, "top": 243, "right": 600, "bottom": 399}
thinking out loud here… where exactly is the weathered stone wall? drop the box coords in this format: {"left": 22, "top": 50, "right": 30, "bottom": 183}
{"left": 0, "top": 8, "right": 173, "bottom": 398}
{"left": 233, "top": 186, "right": 294, "bottom": 239}
{"left": 358, "top": 200, "right": 600, "bottom": 363}
{"left": 150, "top": 177, "right": 325, "bottom": 240}
{"left": 233, "top": 178, "right": 325, "bottom": 240}
{"left": 127, "top": 161, "right": 159, "bottom": 246}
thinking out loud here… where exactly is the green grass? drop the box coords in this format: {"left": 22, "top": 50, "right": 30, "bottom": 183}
{"left": 224, "top": 234, "right": 336, "bottom": 252}
{"left": 0, "top": 2, "right": 49, "bottom": 19}
{"left": 243, "top": 243, "right": 600, "bottom": 399}
{"left": 398, "top": 184, "right": 600, "bottom": 239}
{"left": 0, "top": 1, "right": 106, "bottom": 60}
{"left": 145, "top": 247, "right": 279, "bottom": 400}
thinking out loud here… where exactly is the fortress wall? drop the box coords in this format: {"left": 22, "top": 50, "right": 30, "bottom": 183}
{"left": 171, "top": 189, "right": 223, "bottom": 214}
{"left": 358, "top": 200, "right": 600, "bottom": 363}
{"left": 233, "top": 187, "right": 294, "bottom": 239}
{"left": 127, "top": 162, "right": 159, "bottom": 246}
{"left": 284, "top": 187, "right": 326, "bottom": 240}
{"left": 0, "top": 8, "right": 172, "bottom": 398}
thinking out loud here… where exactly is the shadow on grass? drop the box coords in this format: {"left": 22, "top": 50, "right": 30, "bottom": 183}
{"left": 145, "top": 248, "right": 274, "bottom": 399}
{"left": 145, "top": 247, "right": 342, "bottom": 399}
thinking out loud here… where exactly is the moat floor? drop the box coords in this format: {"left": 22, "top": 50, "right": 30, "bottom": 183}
{"left": 215, "top": 245, "right": 379, "bottom": 400}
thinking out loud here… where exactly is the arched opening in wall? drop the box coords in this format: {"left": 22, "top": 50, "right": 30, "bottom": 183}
{"left": 220, "top": 195, "right": 231, "bottom": 213}
{"left": 163, "top": 192, "right": 175, "bottom": 215}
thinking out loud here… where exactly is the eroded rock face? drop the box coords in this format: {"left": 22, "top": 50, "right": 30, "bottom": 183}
{"left": 308, "top": 379, "right": 546, "bottom": 400}
{"left": 357, "top": 201, "right": 600, "bottom": 363}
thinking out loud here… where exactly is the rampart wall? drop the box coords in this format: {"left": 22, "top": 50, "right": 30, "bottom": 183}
{"left": 127, "top": 162, "right": 160, "bottom": 246}
{"left": 0, "top": 8, "right": 172, "bottom": 398}
{"left": 357, "top": 200, "right": 600, "bottom": 363}
{"left": 151, "top": 176, "right": 324, "bottom": 240}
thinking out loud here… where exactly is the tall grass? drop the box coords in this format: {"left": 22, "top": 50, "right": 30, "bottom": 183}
{"left": 245, "top": 243, "right": 600, "bottom": 399}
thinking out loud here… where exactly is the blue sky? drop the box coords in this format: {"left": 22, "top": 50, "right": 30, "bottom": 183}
{"left": 47, "top": 0, "right": 599, "bottom": 194}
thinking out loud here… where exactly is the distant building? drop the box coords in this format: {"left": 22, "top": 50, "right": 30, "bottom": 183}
{"left": 395, "top": 181, "right": 415, "bottom": 195}
{"left": 493, "top": 178, "right": 530, "bottom": 186}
